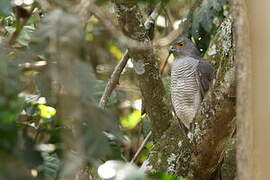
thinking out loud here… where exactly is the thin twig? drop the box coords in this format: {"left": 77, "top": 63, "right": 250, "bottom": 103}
{"left": 131, "top": 131, "right": 152, "bottom": 164}
{"left": 99, "top": 50, "right": 129, "bottom": 108}
{"left": 144, "top": 2, "right": 162, "bottom": 30}
{"left": 160, "top": 53, "right": 171, "bottom": 76}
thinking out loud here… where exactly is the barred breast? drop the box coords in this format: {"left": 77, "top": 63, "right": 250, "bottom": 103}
{"left": 171, "top": 57, "right": 201, "bottom": 129}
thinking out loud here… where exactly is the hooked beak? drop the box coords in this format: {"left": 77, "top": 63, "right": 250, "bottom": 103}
{"left": 169, "top": 46, "right": 176, "bottom": 54}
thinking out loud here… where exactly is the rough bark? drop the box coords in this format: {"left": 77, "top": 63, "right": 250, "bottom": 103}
{"left": 113, "top": 1, "right": 236, "bottom": 179}
{"left": 231, "top": 0, "right": 253, "bottom": 180}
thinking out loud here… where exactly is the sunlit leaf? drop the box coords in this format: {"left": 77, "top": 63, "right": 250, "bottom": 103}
{"left": 108, "top": 44, "right": 123, "bottom": 60}
{"left": 120, "top": 110, "right": 144, "bottom": 129}
{"left": 38, "top": 104, "right": 56, "bottom": 119}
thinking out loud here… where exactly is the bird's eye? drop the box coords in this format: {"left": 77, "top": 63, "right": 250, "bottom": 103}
{"left": 176, "top": 42, "right": 184, "bottom": 48}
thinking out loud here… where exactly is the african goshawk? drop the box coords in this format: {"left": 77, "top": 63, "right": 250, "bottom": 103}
{"left": 169, "top": 37, "right": 215, "bottom": 129}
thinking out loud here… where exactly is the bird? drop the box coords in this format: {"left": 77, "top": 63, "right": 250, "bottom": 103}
{"left": 169, "top": 36, "right": 215, "bottom": 130}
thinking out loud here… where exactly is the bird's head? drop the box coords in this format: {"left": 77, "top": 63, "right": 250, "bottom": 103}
{"left": 169, "top": 36, "right": 200, "bottom": 58}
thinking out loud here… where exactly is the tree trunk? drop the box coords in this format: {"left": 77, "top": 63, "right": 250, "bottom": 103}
{"left": 243, "top": 0, "right": 270, "bottom": 179}
{"left": 112, "top": 0, "right": 236, "bottom": 179}
{"left": 232, "top": 0, "right": 253, "bottom": 180}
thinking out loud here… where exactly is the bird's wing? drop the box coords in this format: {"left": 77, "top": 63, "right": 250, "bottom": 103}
{"left": 196, "top": 60, "right": 215, "bottom": 97}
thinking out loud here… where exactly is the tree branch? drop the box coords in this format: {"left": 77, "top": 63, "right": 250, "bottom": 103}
{"left": 76, "top": 1, "right": 183, "bottom": 50}
{"left": 130, "top": 131, "right": 152, "bottom": 164}
{"left": 99, "top": 50, "right": 129, "bottom": 108}
{"left": 113, "top": 0, "right": 172, "bottom": 139}
{"left": 144, "top": 2, "right": 162, "bottom": 30}
{"left": 188, "top": 67, "right": 236, "bottom": 179}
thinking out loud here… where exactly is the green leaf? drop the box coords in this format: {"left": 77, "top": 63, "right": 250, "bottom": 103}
{"left": 120, "top": 110, "right": 144, "bottom": 129}
{"left": 108, "top": 43, "right": 123, "bottom": 60}
{"left": 38, "top": 104, "right": 56, "bottom": 119}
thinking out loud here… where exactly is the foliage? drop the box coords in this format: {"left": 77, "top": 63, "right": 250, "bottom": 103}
{"left": 0, "top": 2, "right": 122, "bottom": 179}
{"left": 120, "top": 110, "right": 143, "bottom": 129}
{"left": 189, "top": 0, "right": 229, "bottom": 53}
